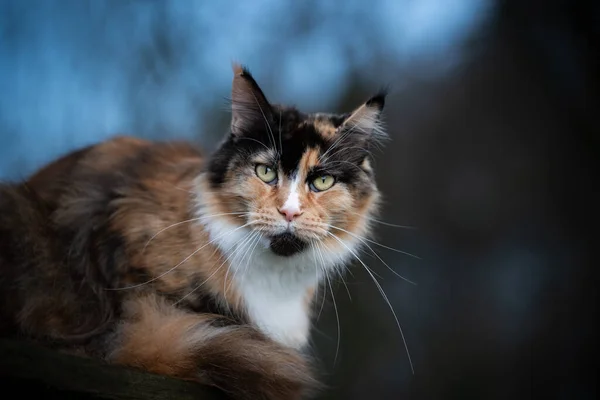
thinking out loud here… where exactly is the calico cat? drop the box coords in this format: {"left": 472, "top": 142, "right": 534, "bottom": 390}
{"left": 0, "top": 65, "right": 387, "bottom": 399}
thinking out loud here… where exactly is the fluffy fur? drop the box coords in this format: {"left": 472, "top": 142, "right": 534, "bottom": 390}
{"left": 0, "top": 64, "right": 387, "bottom": 399}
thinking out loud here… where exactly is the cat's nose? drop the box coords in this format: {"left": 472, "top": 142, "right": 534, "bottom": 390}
{"left": 278, "top": 207, "right": 303, "bottom": 222}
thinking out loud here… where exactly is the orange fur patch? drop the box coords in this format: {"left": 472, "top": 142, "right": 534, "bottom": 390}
{"left": 110, "top": 294, "right": 209, "bottom": 377}
{"left": 312, "top": 117, "right": 338, "bottom": 138}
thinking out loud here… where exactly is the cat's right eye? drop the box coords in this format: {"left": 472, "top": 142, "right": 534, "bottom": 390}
{"left": 255, "top": 164, "right": 278, "bottom": 184}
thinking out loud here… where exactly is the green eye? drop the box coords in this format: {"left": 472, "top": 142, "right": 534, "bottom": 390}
{"left": 310, "top": 175, "right": 335, "bottom": 192}
{"left": 255, "top": 164, "right": 277, "bottom": 184}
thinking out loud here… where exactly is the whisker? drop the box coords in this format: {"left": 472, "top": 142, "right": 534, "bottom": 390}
{"left": 327, "top": 231, "right": 415, "bottom": 374}
{"left": 142, "top": 217, "right": 202, "bottom": 253}
{"left": 107, "top": 221, "right": 256, "bottom": 291}
{"left": 230, "top": 122, "right": 273, "bottom": 151}
{"left": 142, "top": 212, "right": 249, "bottom": 253}
{"left": 328, "top": 223, "right": 421, "bottom": 259}
{"left": 177, "top": 230, "right": 255, "bottom": 305}
{"left": 337, "top": 271, "right": 352, "bottom": 301}
{"left": 314, "top": 241, "right": 341, "bottom": 367}
{"left": 322, "top": 160, "right": 367, "bottom": 175}
{"left": 278, "top": 108, "right": 283, "bottom": 156}
{"left": 309, "top": 242, "right": 321, "bottom": 311}
{"left": 236, "top": 136, "right": 271, "bottom": 151}
{"left": 310, "top": 242, "right": 328, "bottom": 322}
{"left": 250, "top": 92, "right": 277, "bottom": 155}
{"left": 328, "top": 145, "right": 374, "bottom": 159}
{"left": 171, "top": 185, "right": 194, "bottom": 194}
{"left": 328, "top": 225, "right": 417, "bottom": 285}
{"left": 326, "top": 271, "right": 341, "bottom": 367}
{"left": 319, "top": 123, "right": 360, "bottom": 162}
{"left": 223, "top": 230, "right": 259, "bottom": 296}
{"left": 238, "top": 227, "right": 264, "bottom": 290}
{"left": 317, "top": 240, "right": 352, "bottom": 300}
{"left": 225, "top": 230, "right": 262, "bottom": 296}
{"left": 350, "top": 211, "right": 417, "bottom": 229}
{"left": 362, "top": 238, "right": 421, "bottom": 259}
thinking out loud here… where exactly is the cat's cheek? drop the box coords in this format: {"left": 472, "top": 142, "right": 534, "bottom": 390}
{"left": 315, "top": 187, "right": 353, "bottom": 215}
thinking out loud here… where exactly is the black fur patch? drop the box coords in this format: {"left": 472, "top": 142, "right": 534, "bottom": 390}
{"left": 269, "top": 232, "right": 307, "bottom": 257}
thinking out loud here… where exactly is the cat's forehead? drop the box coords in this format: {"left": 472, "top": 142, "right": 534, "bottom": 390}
{"left": 305, "top": 113, "right": 347, "bottom": 139}
{"left": 271, "top": 109, "right": 346, "bottom": 175}
{"left": 276, "top": 108, "right": 343, "bottom": 136}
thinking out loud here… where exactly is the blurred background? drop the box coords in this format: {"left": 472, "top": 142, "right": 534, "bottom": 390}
{"left": 0, "top": 0, "right": 597, "bottom": 398}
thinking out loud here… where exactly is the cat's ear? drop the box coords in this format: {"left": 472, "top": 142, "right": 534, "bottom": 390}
{"left": 340, "top": 91, "right": 387, "bottom": 141}
{"left": 230, "top": 63, "right": 273, "bottom": 136}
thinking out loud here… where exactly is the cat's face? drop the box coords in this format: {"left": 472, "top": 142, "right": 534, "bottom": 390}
{"left": 203, "top": 66, "right": 386, "bottom": 261}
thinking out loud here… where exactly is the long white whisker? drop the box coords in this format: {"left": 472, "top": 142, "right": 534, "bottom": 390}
{"left": 223, "top": 231, "right": 259, "bottom": 296}
{"left": 235, "top": 136, "right": 271, "bottom": 151}
{"left": 337, "top": 271, "right": 352, "bottom": 301}
{"left": 143, "top": 212, "right": 249, "bottom": 253}
{"left": 315, "top": 253, "right": 328, "bottom": 321}
{"left": 317, "top": 240, "right": 352, "bottom": 300}
{"left": 328, "top": 225, "right": 417, "bottom": 285}
{"left": 349, "top": 211, "right": 417, "bottom": 229}
{"left": 107, "top": 222, "right": 256, "bottom": 291}
{"left": 319, "top": 123, "right": 360, "bottom": 161}
{"left": 230, "top": 122, "right": 272, "bottom": 152}
{"left": 171, "top": 185, "right": 194, "bottom": 194}
{"left": 362, "top": 238, "right": 421, "bottom": 259}
{"left": 278, "top": 108, "right": 283, "bottom": 156}
{"left": 322, "top": 160, "right": 367, "bottom": 175}
{"left": 225, "top": 230, "right": 263, "bottom": 296}
{"left": 329, "top": 223, "right": 420, "bottom": 259}
{"left": 238, "top": 228, "right": 264, "bottom": 290}
{"left": 142, "top": 217, "right": 202, "bottom": 253}
{"left": 309, "top": 242, "right": 320, "bottom": 311}
{"left": 177, "top": 230, "right": 255, "bottom": 305}
{"left": 323, "top": 258, "right": 341, "bottom": 367}
{"left": 328, "top": 145, "right": 374, "bottom": 159}
{"left": 327, "top": 231, "right": 414, "bottom": 374}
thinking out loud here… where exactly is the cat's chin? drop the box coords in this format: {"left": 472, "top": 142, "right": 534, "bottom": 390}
{"left": 268, "top": 232, "right": 307, "bottom": 257}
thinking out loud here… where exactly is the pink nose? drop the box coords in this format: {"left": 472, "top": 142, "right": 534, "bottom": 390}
{"left": 278, "top": 207, "right": 302, "bottom": 222}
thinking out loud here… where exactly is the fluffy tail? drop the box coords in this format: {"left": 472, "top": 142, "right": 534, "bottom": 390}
{"left": 109, "top": 294, "right": 320, "bottom": 400}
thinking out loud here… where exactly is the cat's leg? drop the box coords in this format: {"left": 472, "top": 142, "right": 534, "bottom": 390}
{"left": 107, "top": 293, "right": 318, "bottom": 400}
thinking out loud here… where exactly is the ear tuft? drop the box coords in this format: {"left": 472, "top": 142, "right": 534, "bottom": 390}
{"left": 365, "top": 87, "right": 388, "bottom": 111}
{"left": 231, "top": 62, "right": 252, "bottom": 78}
{"left": 340, "top": 91, "right": 388, "bottom": 140}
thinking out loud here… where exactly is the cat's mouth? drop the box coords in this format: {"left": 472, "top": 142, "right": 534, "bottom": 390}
{"left": 268, "top": 232, "right": 307, "bottom": 257}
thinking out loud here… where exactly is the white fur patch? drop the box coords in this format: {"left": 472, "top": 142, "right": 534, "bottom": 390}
{"left": 281, "top": 175, "right": 301, "bottom": 217}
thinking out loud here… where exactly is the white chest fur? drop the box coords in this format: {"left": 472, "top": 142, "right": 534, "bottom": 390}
{"left": 200, "top": 216, "right": 331, "bottom": 349}
{"left": 235, "top": 258, "right": 314, "bottom": 349}
{"left": 198, "top": 201, "right": 361, "bottom": 349}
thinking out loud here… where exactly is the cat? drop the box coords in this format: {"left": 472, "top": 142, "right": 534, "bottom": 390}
{"left": 0, "top": 64, "right": 388, "bottom": 399}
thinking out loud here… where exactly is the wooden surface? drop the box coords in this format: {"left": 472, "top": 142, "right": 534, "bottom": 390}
{"left": 0, "top": 338, "right": 228, "bottom": 399}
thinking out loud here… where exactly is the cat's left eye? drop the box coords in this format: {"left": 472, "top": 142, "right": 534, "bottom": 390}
{"left": 255, "top": 164, "right": 278, "bottom": 184}
{"left": 310, "top": 175, "right": 335, "bottom": 192}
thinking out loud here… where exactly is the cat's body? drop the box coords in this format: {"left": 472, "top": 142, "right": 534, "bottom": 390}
{"left": 0, "top": 66, "right": 387, "bottom": 399}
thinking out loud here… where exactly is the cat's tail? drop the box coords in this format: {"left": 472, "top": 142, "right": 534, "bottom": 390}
{"left": 108, "top": 293, "right": 321, "bottom": 400}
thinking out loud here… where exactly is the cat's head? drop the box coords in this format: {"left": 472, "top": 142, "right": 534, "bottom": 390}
{"left": 200, "top": 65, "right": 386, "bottom": 267}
